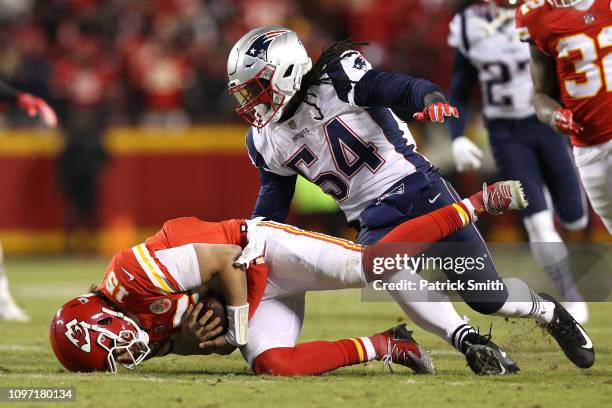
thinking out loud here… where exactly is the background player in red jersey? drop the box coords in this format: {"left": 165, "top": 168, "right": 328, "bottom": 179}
{"left": 49, "top": 181, "right": 596, "bottom": 376}
{"left": 516, "top": 0, "right": 612, "bottom": 233}
{"left": 0, "top": 80, "right": 57, "bottom": 322}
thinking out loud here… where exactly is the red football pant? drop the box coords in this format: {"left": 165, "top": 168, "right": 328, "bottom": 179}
{"left": 362, "top": 201, "right": 472, "bottom": 281}
{"left": 252, "top": 338, "right": 369, "bottom": 376}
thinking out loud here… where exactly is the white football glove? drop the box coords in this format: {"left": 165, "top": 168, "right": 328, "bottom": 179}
{"left": 451, "top": 136, "right": 483, "bottom": 172}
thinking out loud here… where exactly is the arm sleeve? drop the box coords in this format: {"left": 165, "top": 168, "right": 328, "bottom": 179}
{"left": 448, "top": 50, "right": 479, "bottom": 140}
{"left": 0, "top": 80, "right": 19, "bottom": 102}
{"left": 252, "top": 169, "right": 297, "bottom": 223}
{"left": 325, "top": 50, "right": 443, "bottom": 111}
{"left": 353, "top": 69, "right": 444, "bottom": 111}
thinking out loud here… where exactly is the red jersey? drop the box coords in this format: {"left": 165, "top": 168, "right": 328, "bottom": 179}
{"left": 99, "top": 217, "right": 267, "bottom": 351}
{"left": 516, "top": 0, "right": 612, "bottom": 146}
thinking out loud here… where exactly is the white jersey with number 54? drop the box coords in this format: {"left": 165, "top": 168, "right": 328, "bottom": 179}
{"left": 246, "top": 51, "right": 432, "bottom": 222}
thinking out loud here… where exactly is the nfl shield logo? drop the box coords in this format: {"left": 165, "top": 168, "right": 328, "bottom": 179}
{"left": 584, "top": 14, "right": 595, "bottom": 24}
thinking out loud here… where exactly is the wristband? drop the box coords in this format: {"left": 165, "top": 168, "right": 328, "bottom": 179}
{"left": 224, "top": 304, "right": 249, "bottom": 347}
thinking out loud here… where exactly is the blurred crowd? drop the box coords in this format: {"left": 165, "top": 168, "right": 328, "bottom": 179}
{"left": 0, "top": 0, "right": 458, "bottom": 128}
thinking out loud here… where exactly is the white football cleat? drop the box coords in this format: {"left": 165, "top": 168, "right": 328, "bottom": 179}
{"left": 562, "top": 301, "right": 589, "bottom": 325}
{"left": 0, "top": 295, "right": 30, "bottom": 322}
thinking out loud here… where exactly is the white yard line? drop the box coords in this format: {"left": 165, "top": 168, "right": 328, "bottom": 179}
{"left": 0, "top": 373, "right": 193, "bottom": 384}
{"left": 429, "top": 349, "right": 573, "bottom": 357}
{"left": 13, "top": 285, "right": 91, "bottom": 299}
{"left": 0, "top": 344, "right": 46, "bottom": 352}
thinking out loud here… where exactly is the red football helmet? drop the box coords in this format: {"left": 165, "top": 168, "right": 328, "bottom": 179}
{"left": 50, "top": 293, "right": 151, "bottom": 373}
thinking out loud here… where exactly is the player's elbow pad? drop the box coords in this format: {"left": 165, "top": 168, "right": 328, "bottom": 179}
{"left": 224, "top": 304, "right": 249, "bottom": 347}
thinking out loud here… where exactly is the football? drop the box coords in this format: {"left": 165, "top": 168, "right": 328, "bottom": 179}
{"left": 196, "top": 295, "right": 227, "bottom": 334}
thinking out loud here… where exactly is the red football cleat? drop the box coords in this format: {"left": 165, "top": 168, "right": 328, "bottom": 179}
{"left": 369, "top": 324, "right": 435, "bottom": 374}
{"left": 469, "top": 180, "right": 528, "bottom": 215}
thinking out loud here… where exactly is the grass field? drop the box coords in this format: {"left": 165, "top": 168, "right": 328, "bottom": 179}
{"left": 0, "top": 257, "right": 611, "bottom": 408}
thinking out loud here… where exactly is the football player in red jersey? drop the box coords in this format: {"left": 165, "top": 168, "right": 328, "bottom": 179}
{"left": 50, "top": 181, "right": 595, "bottom": 375}
{"left": 516, "top": 0, "right": 612, "bottom": 233}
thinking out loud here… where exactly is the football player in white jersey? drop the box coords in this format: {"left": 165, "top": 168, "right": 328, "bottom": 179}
{"left": 226, "top": 27, "right": 594, "bottom": 374}
{"left": 447, "top": 0, "right": 589, "bottom": 323}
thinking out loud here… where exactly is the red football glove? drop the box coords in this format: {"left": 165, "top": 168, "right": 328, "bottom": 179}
{"left": 16, "top": 92, "right": 58, "bottom": 128}
{"left": 413, "top": 103, "right": 459, "bottom": 123}
{"left": 551, "top": 108, "right": 583, "bottom": 135}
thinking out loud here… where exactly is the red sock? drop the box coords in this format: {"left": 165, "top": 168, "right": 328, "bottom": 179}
{"left": 252, "top": 338, "right": 372, "bottom": 376}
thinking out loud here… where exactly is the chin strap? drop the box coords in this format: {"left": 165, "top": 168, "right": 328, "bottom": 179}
{"left": 224, "top": 304, "right": 250, "bottom": 347}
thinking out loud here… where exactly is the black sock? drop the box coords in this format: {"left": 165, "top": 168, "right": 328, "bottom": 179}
{"left": 451, "top": 323, "right": 478, "bottom": 354}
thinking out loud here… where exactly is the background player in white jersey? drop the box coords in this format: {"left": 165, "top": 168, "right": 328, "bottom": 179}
{"left": 447, "top": 1, "right": 589, "bottom": 323}
{"left": 226, "top": 26, "right": 593, "bottom": 374}
{"left": 0, "top": 80, "right": 57, "bottom": 322}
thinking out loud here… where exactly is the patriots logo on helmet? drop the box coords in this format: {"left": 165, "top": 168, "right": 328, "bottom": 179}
{"left": 64, "top": 319, "right": 91, "bottom": 352}
{"left": 353, "top": 56, "right": 367, "bottom": 70}
{"left": 247, "top": 30, "right": 289, "bottom": 62}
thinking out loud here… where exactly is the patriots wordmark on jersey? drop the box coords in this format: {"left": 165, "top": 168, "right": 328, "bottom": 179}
{"left": 246, "top": 51, "right": 433, "bottom": 223}
{"left": 449, "top": 3, "right": 534, "bottom": 119}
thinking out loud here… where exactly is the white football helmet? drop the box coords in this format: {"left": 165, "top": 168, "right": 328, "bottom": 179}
{"left": 227, "top": 26, "right": 312, "bottom": 128}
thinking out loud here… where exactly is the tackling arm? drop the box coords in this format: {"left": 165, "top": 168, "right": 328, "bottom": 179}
{"left": 353, "top": 70, "right": 458, "bottom": 122}
{"left": 252, "top": 169, "right": 297, "bottom": 222}
{"left": 353, "top": 69, "right": 443, "bottom": 111}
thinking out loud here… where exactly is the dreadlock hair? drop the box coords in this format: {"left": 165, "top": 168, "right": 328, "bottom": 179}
{"left": 281, "top": 39, "right": 369, "bottom": 120}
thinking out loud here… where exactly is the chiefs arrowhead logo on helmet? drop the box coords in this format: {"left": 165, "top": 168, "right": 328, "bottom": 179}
{"left": 50, "top": 294, "right": 151, "bottom": 373}
{"left": 64, "top": 319, "right": 91, "bottom": 352}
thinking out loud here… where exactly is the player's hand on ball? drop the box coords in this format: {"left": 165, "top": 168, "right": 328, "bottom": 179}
{"left": 452, "top": 136, "right": 483, "bottom": 172}
{"left": 174, "top": 303, "right": 223, "bottom": 355}
{"left": 199, "top": 334, "right": 236, "bottom": 355}
{"left": 551, "top": 108, "right": 583, "bottom": 135}
{"left": 413, "top": 103, "right": 459, "bottom": 123}
{"left": 16, "top": 92, "right": 58, "bottom": 128}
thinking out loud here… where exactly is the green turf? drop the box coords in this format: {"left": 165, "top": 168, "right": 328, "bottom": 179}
{"left": 0, "top": 257, "right": 610, "bottom": 408}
